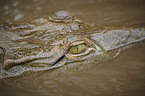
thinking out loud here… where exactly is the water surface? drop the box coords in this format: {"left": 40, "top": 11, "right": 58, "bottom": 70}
{"left": 0, "top": 0, "right": 145, "bottom": 96}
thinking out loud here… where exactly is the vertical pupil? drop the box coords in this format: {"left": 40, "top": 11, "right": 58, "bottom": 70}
{"left": 70, "top": 43, "right": 86, "bottom": 54}
{"left": 77, "top": 46, "right": 78, "bottom": 52}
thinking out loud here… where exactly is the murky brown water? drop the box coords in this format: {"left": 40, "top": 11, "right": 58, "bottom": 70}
{"left": 0, "top": 0, "right": 145, "bottom": 96}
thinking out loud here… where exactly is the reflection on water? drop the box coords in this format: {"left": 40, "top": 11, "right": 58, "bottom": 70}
{"left": 0, "top": 0, "right": 145, "bottom": 96}
{"left": 0, "top": 0, "right": 145, "bottom": 25}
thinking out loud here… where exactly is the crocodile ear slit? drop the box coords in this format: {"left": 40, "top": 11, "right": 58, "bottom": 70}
{"left": 0, "top": 46, "right": 6, "bottom": 69}
{"left": 51, "top": 55, "right": 65, "bottom": 66}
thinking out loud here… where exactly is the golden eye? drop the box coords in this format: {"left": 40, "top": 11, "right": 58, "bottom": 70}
{"left": 69, "top": 43, "right": 86, "bottom": 54}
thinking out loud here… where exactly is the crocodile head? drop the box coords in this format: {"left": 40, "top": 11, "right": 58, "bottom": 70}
{"left": 0, "top": 31, "right": 106, "bottom": 78}
{"left": 0, "top": 11, "right": 145, "bottom": 79}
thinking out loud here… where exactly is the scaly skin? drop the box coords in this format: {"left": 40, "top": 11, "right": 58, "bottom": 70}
{"left": 0, "top": 11, "right": 145, "bottom": 79}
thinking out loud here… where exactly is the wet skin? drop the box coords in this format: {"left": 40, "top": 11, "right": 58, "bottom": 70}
{"left": 0, "top": 11, "right": 145, "bottom": 79}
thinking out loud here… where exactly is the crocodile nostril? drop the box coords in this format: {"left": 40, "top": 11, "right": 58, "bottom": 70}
{"left": 78, "top": 24, "right": 81, "bottom": 27}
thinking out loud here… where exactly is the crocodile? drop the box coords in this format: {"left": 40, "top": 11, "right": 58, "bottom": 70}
{"left": 0, "top": 11, "right": 145, "bottom": 79}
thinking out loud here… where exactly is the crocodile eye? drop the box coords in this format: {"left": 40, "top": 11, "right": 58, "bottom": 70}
{"left": 70, "top": 43, "right": 86, "bottom": 54}
{"left": 65, "top": 40, "right": 97, "bottom": 61}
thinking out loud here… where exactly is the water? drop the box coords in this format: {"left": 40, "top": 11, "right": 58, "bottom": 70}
{"left": 0, "top": 0, "right": 145, "bottom": 96}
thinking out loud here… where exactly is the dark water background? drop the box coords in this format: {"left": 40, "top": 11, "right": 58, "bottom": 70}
{"left": 0, "top": 0, "right": 145, "bottom": 96}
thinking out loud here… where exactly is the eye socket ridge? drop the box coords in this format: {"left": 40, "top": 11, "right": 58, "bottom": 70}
{"left": 70, "top": 41, "right": 85, "bottom": 46}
